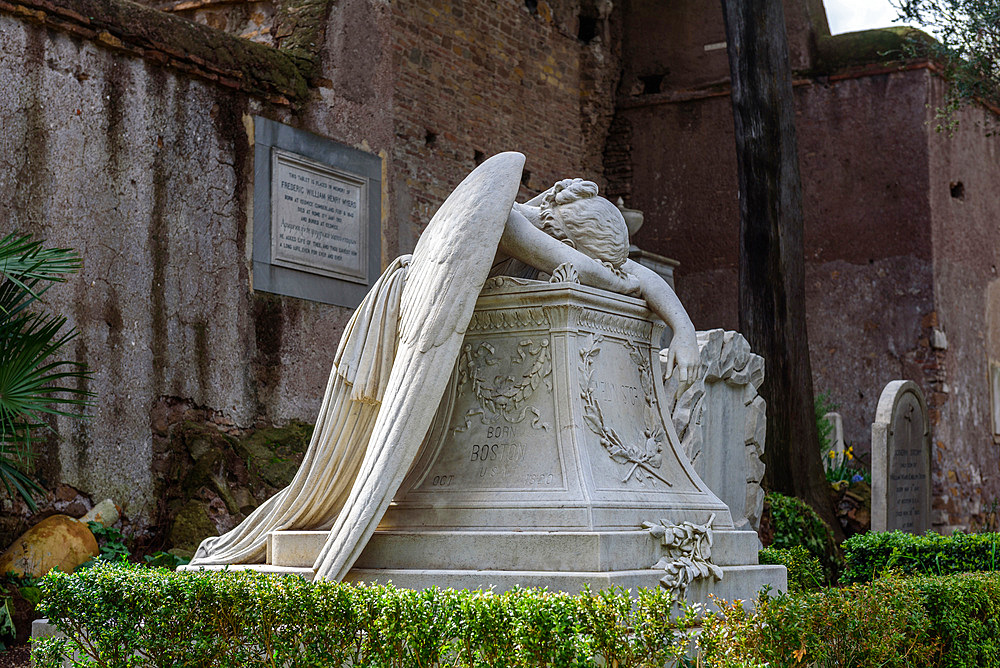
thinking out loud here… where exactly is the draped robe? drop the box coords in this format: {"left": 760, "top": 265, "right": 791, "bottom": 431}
{"left": 190, "top": 256, "right": 410, "bottom": 566}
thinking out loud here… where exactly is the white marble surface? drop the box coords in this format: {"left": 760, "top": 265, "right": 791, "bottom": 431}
{"left": 665, "top": 329, "right": 767, "bottom": 531}
{"left": 185, "top": 153, "right": 750, "bottom": 589}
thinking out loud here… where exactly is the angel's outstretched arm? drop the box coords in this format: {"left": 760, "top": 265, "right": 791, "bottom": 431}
{"left": 622, "top": 259, "right": 699, "bottom": 383}
{"left": 499, "top": 206, "right": 640, "bottom": 295}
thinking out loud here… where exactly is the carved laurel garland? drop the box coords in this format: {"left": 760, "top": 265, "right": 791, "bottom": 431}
{"left": 454, "top": 339, "right": 553, "bottom": 431}
{"left": 643, "top": 514, "right": 723, "bottom": 596}
{"left": 579, "top": 335, "right": 671, "bottom": 487}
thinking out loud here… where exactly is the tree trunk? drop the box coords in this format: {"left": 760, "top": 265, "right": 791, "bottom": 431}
{"left": 719, "top": 0, "right": 842, "bottom": 539}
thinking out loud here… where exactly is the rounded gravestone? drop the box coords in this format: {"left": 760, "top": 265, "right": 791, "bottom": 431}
{"left": 871, "top": 380, "right": 931, "bottom": 533}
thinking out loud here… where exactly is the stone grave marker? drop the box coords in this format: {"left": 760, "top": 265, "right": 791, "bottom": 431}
{"left": 823, "top": 411, "right": 845, "bottom": 458}
{"left": 871, "top": 380, "right": 932, "bottom": 533}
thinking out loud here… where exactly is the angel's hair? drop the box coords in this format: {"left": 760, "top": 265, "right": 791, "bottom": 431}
{"left": 539, "top": 178, "right": 629, "bottom": 268}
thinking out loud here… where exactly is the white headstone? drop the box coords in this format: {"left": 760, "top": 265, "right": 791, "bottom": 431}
{"left": 871, "top": 380, "right": 932, "bottom": 533}
{"left": 823, "top": 411, "right": 845, "bottom": 457}
{"left": 989, "top": 361, "right": 1000, "bottom": 437}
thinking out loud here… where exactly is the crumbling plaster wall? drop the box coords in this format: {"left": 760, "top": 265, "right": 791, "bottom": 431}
{"left": 144, "top": 0, "right": 624, "bottom": 257}
{"left": 926, "top": 78, "right": 1000, "bottom": 530}
{"left": 0, "top": 16, "right": 256, "bottom": 518}
{"left": 0, "top": 0, "right": 619, "bottom": 530}
{"left": 0, "top": 1, "right": 394, "bottom": 526}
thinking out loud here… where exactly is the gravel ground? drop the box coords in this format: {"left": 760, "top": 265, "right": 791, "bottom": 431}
{"left": 0, "top": 644, "right": 29, "bottom": 668}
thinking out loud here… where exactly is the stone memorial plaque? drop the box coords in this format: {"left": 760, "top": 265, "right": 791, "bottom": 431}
{"left": 872, "top": 380, "right": 932, "bottom": 533}
{"left": 252, "top": 117, "right": 381, "bottom": 309}
{"left": 271, "top": 150, "right": 367, "bottom": 283}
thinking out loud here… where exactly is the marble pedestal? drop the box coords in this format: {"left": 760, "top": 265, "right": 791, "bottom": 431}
{"left": 265, "top": 279, "right": 784, "bottom": 601}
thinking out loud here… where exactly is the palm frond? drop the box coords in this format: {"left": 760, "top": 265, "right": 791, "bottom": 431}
{"left": 0, "top": 277, "right": 48, "bottom": 324}
{"left": 0, "top": 232, "right": 91, "bottom": 509}
{"left": 0, "top": 233, "right": 81, "bottom": 305}
{"left": 0, "top": 457, "right": 44, "bottom": 512}
{"left": 0, "top": 313, "right": 92, "bottom": 421}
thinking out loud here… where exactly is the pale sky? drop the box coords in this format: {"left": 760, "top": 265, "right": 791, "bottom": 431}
{"left": 824, "top": 0, "right": 911, "bottom": 34}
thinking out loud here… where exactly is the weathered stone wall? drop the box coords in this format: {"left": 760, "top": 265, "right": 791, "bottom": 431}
{"left": 138, "top": 0, "right": 624, "bottom": 255}
{"left": 614, "top": 0, "right": 824, "bottom": 98}
{"left": 926, "top": 79, "right": 1000, "bottom": 531}
{"left": 0, "top": 1, "right": 378, "bottom": 534}
{"left": 1, "top": 12, "right": 249, "bottom": 521}
{"left": 15, "top": 0, "right": 996, "bottom": 539}
{"left": 608, "top": 2, "right": 1000, "bottom": 530}
{"left": 0, "top": 0, "right": 622, "bottom": 541}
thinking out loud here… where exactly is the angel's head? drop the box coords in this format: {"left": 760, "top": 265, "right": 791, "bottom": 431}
{"left": 539, "top": 179, "right": 629, "bottom": 269}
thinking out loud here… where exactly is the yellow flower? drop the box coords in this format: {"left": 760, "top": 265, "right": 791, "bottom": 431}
{"left": 828, "top": 451, "right": 836, "bottom": 459}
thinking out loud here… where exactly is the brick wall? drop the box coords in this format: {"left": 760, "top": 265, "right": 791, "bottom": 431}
{"left": 389, "top": 0, "right": 620, "bottom": 249}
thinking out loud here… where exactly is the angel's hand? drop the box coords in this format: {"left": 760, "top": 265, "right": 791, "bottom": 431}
{"left": 602, "top": 262, "right": 641, "bottom": 297}
{"left": 620, "top": 272, "right": 641, "bottom": 297}
{"left": 663, "top": 333, "right": 699, "bottom": 384}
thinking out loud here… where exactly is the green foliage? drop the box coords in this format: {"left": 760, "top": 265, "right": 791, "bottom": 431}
{"left": 759, "top": 546, "right": 824, "bottom": 593}
{"left": 0, "top": 596, "right": 14, "bottom": 651}
{"left": 815, "top": 393, "right": 869, "bottom": 484}
{"left": 0, "top": 572, "right": 40, "bottom": 651}
{"left": 815, "top": 391, "right": 836, "bottom": 452}
{"left": 767, "top": 492, "right": 843, "bottom": 584}
{"left": 32, "top": 562, "right": 698, "bottom": 668}
{"left": 143, "top": 551, "right": 190, "bottom": 570}
{"left": 892, "top": 0, "right": 1000, "bottom": 133}
{"left": 78, "top": 522, "right": 130, "bottom": 570}
{"left": 698, "top": 574, "right": 942, "bottom": 667}
{"left": 0, "top": 232, "right": 91, "bottom": 509}
{"left": 36, "top": 564, "right": 1000, "bottom": 668}
{"left": 699, "top": 571, "right": 1000, "bottom": 668}
{"left": 917, "top": 571, "right": 1000, "bottom": 666}
{"left": 843, "top": 530, "right": 1000, "bottom": 584}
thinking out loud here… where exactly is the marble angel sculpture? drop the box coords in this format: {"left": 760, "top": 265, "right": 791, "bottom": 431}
{"left": 189, "top": 152, "right": 700, "bottom": 580}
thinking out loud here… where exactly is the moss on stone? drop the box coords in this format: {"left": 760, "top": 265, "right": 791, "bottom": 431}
{"left": 160, "top": 419, "right": 312, "bottom": 553}
{"left": 813, "top": 27, "right": 936, "bottom": 74}
{"left": 275, "top": 0, "right": 333, "bottom": 66}
{"left": 234, "top": 421, "right": 313, "bottom": 490}
{"left": 8, "top": 0, "right": 313, "bottom": 103}
{"left": 168, "top": 500, "right": 217, "bottom": 553}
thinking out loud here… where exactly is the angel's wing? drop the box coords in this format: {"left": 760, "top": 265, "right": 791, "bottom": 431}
{"left": 313, "top": 152, "right": 525, "bottom": 580}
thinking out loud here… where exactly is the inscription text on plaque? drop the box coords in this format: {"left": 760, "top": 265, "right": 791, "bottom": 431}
{"left": 270, "top": 149, "right": 367, "bottom": 284}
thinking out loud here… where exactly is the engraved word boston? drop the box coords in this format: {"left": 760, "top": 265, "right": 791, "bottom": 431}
{"left": 271, "top": 149, "right": 368, "bottom": 284}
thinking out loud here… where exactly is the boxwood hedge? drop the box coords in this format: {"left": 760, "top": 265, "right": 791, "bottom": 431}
{"left": 842, "top": 530, "right": 1000, "bottom": 584}
{"left": 32, "top": 561, "right": 1000, "bottom": 668}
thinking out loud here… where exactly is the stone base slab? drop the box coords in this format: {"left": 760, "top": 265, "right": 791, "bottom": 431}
{"left": 267, "top": 529, "right": 762, "bottom": 571}
{"left": 344, "top": 563, "right": 787, "bottom": 607}
{"left": 178, "top": 561, "right": 786, "bottom": 607}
